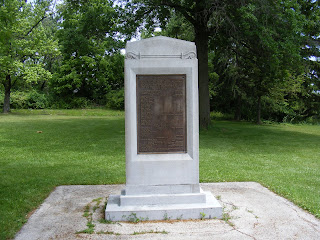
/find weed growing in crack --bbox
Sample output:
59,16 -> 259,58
246,208 -> 259,219
176,214 -> 183,220
92,197 -> 102,212
76,221 -> 95,234
99,218 -> 116,224
127,213 -> 147,223
132,230 -> 168,235
222,213 -> 234,227
163,213 -> 170,220
83,205 -> 91,218
97,231 -> 120,235
76,197 -> 105,234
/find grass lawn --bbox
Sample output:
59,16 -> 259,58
0,109 -> 319,239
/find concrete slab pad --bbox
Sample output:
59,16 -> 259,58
15,182 -> 320,240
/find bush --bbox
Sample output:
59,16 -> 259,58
0,91 -> 50,109
49,97 -> 92,109
0,91 -> 4,109
106,89 -> 124,110
210,111 -> 233,120
27,91 -> 49,109
10,91 -> 29,109
305,116 -> 320,125
69,97 -> 92,108
48,99 -> 71,109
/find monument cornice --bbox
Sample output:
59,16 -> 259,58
126,51 -> 197,60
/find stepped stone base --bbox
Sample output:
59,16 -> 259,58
105,188 -> 222,221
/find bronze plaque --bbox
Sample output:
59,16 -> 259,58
137,74 -> 187,154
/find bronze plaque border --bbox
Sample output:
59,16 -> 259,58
136,74 -> 187,154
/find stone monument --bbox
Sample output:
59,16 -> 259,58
105,36 -> 222,221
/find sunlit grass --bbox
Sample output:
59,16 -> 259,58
200,121 -> 320,218
0,109 -> 125,239
0,109 -> 319,239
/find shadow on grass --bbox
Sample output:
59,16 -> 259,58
200,120 -> 320,151
199,120 -> 320,219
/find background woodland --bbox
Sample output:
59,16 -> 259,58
1,0 -> 319,126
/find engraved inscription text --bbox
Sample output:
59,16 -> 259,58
137,75 -> 187,153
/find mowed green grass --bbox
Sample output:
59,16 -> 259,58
0,109 -> 126,239
0,109 -> 319,239
200,121 -> 320,217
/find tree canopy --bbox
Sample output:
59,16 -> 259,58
0,0 -> 319,124
50,0 -> 124,105
0,0 -> 59,112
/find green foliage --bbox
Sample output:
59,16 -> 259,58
106,89 -> 124,110
1,90 -> 49,109
141,11 -> 194,41
126,213 -> 147,223
209,0 -> 318,123
200,212 -> 206,220
51,0 -> 125,105
9,91 -> 32,109
0,89 -> 98,110
0,0 -> 60,112
48,97 -> 93,109
0,91 -> 3,107
26,91 -> 49,109
50,54 -> 123,104
132,230 -> 168,235
2,0 -> 318,121
127,0 -> 319,125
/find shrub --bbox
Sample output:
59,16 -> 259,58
69,97 -> 92,108
27,91 -> 49,109
0,91 -> 4,109
0,91 -> 50,109
48,99 -> 72,109
10,91 -> 29,109
49,97 -> 92,109
106,89 -> 124,110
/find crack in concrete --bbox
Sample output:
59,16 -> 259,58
245,208 -> 260,228
285,202 -> 319,232
219,198 -> 238,209
231,227 -> 257,240
219,198 -> 258,240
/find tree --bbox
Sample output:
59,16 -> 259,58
297,0 -> 320,120
51,0 -> 125,105
123,0 -> 240,128
0,0 -> 58,113
126,0 -> 315,124
210,0 -> 306,123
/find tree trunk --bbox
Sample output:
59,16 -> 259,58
3,74 -> 11,113
234,94 -> 241,121
257,95 -> 262,125
195,29 -> 210,129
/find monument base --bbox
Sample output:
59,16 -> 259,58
105,188 -> 222,221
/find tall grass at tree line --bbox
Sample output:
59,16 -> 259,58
0,109 -> 319,239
